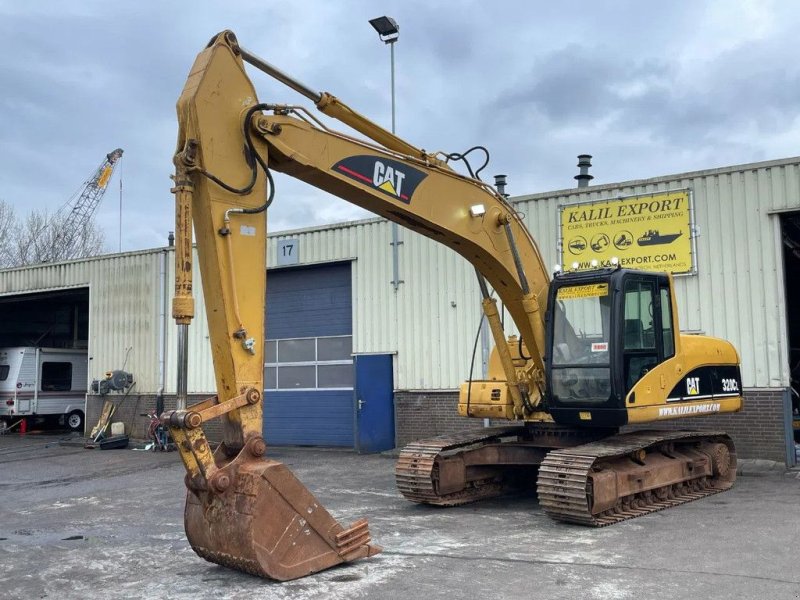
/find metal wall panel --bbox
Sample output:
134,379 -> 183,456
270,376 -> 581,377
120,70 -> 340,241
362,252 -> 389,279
513,158 -> 800,388
392,231 -> 483,390
164,249 -> 214,394
0,250 -> 164,391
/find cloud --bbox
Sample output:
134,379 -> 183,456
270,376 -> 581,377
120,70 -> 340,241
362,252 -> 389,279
0,0 -> 798,252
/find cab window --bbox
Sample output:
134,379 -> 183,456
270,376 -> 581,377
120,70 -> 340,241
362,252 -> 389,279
550,282 -> 612,405
660,287 -> 675,359
623,279 -> 659,391
624,280 -> 656,350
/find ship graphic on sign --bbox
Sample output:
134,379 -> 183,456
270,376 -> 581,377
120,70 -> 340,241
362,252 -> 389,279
637,229 -> 682,246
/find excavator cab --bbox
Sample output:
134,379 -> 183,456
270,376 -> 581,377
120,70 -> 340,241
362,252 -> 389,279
545,268 -> 676,427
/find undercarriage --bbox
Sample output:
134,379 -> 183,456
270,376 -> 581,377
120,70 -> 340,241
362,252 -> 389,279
396,425 -> 736,525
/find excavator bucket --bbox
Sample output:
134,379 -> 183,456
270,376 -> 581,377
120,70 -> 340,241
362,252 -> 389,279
184,455 -> 382,581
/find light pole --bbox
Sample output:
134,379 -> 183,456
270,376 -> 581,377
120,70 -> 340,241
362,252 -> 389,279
369,16 -> 403,292
369,16 -> 399,133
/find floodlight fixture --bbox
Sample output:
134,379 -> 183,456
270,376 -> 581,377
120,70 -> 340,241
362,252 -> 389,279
469,204 -> 486,218
369,16 -> 399,43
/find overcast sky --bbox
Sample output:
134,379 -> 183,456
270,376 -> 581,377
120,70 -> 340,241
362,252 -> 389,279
1,1 -> 798,252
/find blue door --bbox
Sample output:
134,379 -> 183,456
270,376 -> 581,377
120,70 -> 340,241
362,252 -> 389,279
354,354 -> 395,453
263,262 -> 354,447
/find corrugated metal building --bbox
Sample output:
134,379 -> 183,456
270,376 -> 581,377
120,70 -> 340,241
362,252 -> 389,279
0,156 -> 797,463
0,250 -> 165,391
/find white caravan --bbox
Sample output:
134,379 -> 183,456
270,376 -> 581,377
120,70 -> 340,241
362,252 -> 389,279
0,347 -> 88,432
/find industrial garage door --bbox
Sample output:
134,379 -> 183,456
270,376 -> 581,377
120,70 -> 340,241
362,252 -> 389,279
0,287 -> 89,348
263,262 -> 354,446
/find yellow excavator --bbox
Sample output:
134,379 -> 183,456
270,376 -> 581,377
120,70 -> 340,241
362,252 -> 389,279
166,31 -> 743,580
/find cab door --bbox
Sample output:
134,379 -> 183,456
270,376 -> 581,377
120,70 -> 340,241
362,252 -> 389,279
620,274 -> 674,392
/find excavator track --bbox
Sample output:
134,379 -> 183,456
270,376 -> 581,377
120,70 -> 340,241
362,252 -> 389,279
395,426 -> 526,506
537,430 -> 737,526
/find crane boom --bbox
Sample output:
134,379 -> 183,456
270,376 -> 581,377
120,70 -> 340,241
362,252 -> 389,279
53,148 -> 124,260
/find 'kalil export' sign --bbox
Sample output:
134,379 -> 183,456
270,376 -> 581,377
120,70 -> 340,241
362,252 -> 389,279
559,190 -> 694,274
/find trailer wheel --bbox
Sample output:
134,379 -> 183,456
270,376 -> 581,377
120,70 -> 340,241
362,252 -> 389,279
67,410 -> 84,432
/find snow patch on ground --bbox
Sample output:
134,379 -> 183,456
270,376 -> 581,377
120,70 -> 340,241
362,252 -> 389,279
34,539 -> 406,600
589,581 -> 633,599
45,496 -> 100,510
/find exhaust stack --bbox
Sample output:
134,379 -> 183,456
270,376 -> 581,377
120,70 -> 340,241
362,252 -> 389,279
574,155 -> 593,188
494,174 -> 508,198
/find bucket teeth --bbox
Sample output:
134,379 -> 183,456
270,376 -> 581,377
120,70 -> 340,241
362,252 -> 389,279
335,519 -> 382,558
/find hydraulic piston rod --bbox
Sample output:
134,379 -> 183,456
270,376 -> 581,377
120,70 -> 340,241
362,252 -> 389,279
240,47 -> 322,103
238,42 -> 433,162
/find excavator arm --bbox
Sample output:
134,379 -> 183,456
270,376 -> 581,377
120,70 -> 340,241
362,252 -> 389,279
167,30 -> 554,581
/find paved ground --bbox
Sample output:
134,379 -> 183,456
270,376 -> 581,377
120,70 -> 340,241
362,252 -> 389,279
1,431 -> 799,600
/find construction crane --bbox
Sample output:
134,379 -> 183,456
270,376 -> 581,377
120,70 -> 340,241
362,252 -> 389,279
47,148 -> 124,261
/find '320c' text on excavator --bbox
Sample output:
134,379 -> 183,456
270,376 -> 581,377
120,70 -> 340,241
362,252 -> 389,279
164,31 -> 743,581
